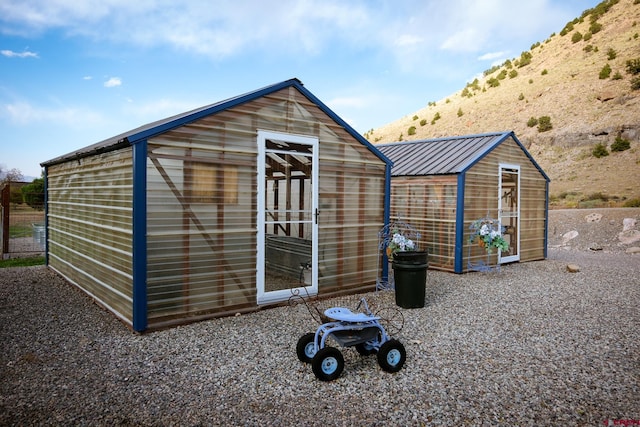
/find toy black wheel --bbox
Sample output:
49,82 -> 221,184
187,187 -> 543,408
296,333 -> 317,363
312,347 -> 344,381
377,339 -> 406,373
355,342 -> 377,356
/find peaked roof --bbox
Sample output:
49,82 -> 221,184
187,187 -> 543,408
42,78 -> 390,168
376,131 -> 549,181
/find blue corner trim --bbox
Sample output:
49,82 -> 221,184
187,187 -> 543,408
132,140 -> 148,332
382,162 -> 392,281
544,180 -> 549,259
454,172 -> 466,273
43,167 -> 49,266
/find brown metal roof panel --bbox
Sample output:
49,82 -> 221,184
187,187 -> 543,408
377,132 -> 507,176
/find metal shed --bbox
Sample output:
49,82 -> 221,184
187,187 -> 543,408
376,131 -> 550,273
41,79 -> 392,332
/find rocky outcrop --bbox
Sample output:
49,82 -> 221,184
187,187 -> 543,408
548,208 -> 640,253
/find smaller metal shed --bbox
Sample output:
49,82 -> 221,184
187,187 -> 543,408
41,79 -> 392,331
377,131 -> 550,273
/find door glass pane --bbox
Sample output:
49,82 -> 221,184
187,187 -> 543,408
264,140 -> 313,292
500,168 -> 519,259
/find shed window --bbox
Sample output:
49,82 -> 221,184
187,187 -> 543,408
189,162 -> 238,204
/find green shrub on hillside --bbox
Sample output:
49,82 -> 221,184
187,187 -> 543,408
583,32 -> 592,41
571,31 -> 583,43
612,71 -> 623,80
599,64 -> 612,79
483,65 -> 500,76
584,44 -> 594,52
420,119 -> 427,126
592,143 -> 609,158
497,69 -> 508,80
412,115 -> 419,121
408,126 -> 416,136
518,93 -> 525,101
457,108 -> 464,117
589,22 -> 603,34
518,51 -> 533,68
632,76 -> 640,90
527,117 -> 538,127
541,69 -> 548,75
626,58 -> 640,75
537,116 -> 553,132
487,77 -> 500,88
560,22 -> 574,36
509,70 -> 518,79
611,136 -> 631,152
624,198 -> 640,207
607,48 -> 617,60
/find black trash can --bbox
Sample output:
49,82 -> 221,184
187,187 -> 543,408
392,250 -> 428,309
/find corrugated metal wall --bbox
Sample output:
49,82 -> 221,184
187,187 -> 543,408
47,148 -> 134,325
390,175 -> 458,271
389,136 -> 547,273
464,136 -> 547,269
145,86 -> 387,327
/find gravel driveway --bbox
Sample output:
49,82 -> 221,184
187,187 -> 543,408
2,208 -> 640,426
1,249 -> 639,426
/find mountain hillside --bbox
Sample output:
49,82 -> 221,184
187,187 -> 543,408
369,0 -> 640,208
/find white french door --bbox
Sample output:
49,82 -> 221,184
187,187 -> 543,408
257,130 -> 319,304
498,164 -> 520,264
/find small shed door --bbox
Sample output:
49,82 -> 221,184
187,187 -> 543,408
257,130 -> 319,305
498,164 -> 520,264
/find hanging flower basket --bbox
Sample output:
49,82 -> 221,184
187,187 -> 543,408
467,216 -> 509,273
469,218 -> 509,254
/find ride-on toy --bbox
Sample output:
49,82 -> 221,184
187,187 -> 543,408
296,298 -> 406,381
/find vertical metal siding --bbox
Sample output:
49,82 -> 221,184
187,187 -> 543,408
389,175 -> 458,272
463,137 -> 547,271
47,148 -> 134,325
144,87 -> 387,328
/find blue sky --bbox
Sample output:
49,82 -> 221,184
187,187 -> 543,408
1,0 -> 599,179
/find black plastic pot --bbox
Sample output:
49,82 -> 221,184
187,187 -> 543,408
392,251 -> 428,309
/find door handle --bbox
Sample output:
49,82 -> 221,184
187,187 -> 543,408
314,208 -> 319,224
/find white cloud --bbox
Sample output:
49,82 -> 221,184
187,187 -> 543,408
394,34 -> 424,48
1,49 -> 38,58
83,76 -> 93,80
478,51 -> 507,61
104,77 -> 121,88
0,0 -> 587,69
2,101 -> 104,127
122,98 -> 203,120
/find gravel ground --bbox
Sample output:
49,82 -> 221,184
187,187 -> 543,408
1,211 -> 639,426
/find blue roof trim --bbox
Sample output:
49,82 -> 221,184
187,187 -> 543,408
42,78 -> 393,171
292,82 -> 393,168
125,78 -> 304,144
509,132 -> 551,182
458,131 -> 512,174
458,131 -> 550,182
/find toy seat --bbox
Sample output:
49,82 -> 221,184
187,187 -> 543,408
324,307 -> 379,322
